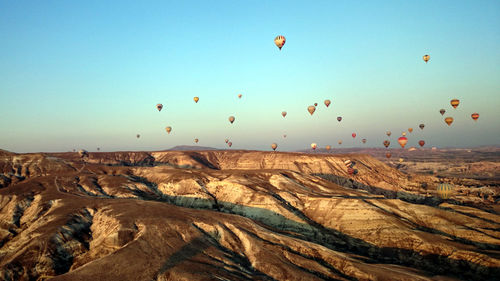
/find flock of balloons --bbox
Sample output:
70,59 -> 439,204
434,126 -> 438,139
135,37 -> 480,160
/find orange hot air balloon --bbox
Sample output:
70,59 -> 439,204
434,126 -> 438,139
311,143 -> 317,150
423,54 -> 430,63
450,99 -> 459,109
326,145 -> 331,150
383,140 -> 390,148
156,104 -> 163,111
194,138 -> 199,143
419,124 -> 425,130
444,117 -> 454,126
314,103 -> 318,107
307,106 -> 316,115
338,140 -> 343,145
274,35 -> 286,50
385,152 -> 391,159
165,126 -> 172,134
337,116 -> 342,122
418,140 -> 425,147
282,111 -> 287,117
398,136 -> 408,148
238,94 -> 242,99
193,96 -> 199,103
408,128 -> 413,133
471,113 -> 479,121
362,138 -> 367,144
228,116 -> 235,124
324,99 -> 331,107
352,133 -> 356,138
439,109 -> 446,115
271,143 -> 278,151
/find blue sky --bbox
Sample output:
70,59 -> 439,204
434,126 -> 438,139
1,0 -> 499,152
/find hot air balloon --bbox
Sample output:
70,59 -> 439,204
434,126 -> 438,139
165,127 -> 172,134
423,54 -> 430,63
398,158 -> 404,163
311,143 -> 317,150
326,145 -> 331,151
97,147 -> 100,151
419,124 -> 425,130
228,116 -> 235,124
383,140 -> 390,148
194,96 -> 199,103
271,143 -> 278,151
283,134 -> 287,138
362,138 -> 367,144
228,142 -> 232,147
450,99 -> 459,109
408,147 -> 417,152
444,117 -> 454,126
408,128 -> 413,133
136,134 -> 140,138
440,109 -> 446,115
418,140 -> 425,147
314,103 -> 318,107
398,136 -> 408,148
402,132 -> 407,136
338,140 -> 342,145
385,152 -> 391,158
352,133 -> 356,138
437,183 -> 454,199
238,94 -> 242,99
344,160 -> 352,168
471,113 -> 479,121
225,139 -> 229,143
282,111 -> 287,117
307,106 -> 316,115
194,138 -> 199,143
386,131 -> 391,137
274,35 -> 286,50
156,104 -> 163,111
324,99 -> 331,107
337,117 -> 342,122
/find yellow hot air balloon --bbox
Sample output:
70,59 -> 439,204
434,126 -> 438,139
271,143 -> 278,151
408,128 -> 413,133
194,96 -> 199,103
274,35 -> 286,50
423,54 -> 430,63
228,116 -> 235,124
282,111 -> 287,117
444,117 -> 454,126
307,105 -> 316,115
437,183 -> 454,199
450,99 -> 459,109
399,158 -> 404,163
165,126 -> 172,134
402,132 -> 407,137
324,99 -> 331,107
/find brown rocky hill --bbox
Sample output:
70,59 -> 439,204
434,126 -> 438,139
0,150 -> 499,280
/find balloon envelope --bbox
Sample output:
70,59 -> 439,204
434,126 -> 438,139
423,54 -> 430,63
282,111 -> 287,117
337,117 -> 342,122
228,142 -> 232,147
450,99 -> 459,109
352,133 -> 356,138
418,140 -> 425,147
229,116 -> 235,124
398,136 -> 408,148
311,143 -> 317,150
419,124 -> 425,130
440,109 -> 446,115
165,127 -> 172,134
362,138 -> 367,144
444,117 -> 454,126
271,143 -> 278,151
471,113 -> 479,121
274,35 -> 286,50
408,128 -> 413,133
307,106 -> 316,115
136,134 -> 140,138
386,131 -> 391,137
385,152 -> 391,158
383,140 -> 390,148
156,104 -> 163,111
326,145 -> 331,150
324,99 -> 331,107
437,183 -> 454,199
194,96 -> 199,103
238,94 -> 242,99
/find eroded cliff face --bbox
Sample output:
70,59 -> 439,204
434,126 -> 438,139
0,150 -> 498,281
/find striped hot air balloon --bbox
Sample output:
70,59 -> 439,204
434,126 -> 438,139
437,183 -> 454,199
471,113 -> 479,121
444,117 -> 454,126
274,35 -> 286,50
450,99 -> 460,109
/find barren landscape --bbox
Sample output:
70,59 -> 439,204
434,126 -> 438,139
1,149 -> 498,280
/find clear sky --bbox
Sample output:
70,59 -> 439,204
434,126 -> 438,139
1,0 -> 499,152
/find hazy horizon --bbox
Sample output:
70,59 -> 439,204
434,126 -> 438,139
1,0 -> 499,152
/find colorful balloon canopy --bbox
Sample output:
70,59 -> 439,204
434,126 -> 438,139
193,96 -> 199,103
450,99 -> 460,109
440,109 -> 446,115
383,140 -> 390,148
228,116 -> 235,124
271,143 -> 278,151
156,104 -> 163,111
398,136 -> 408,148
444,117 -> 454,126
437,183 -> 454,199
165,126 -> 172,134
423,54 -> 430,63
311,143 -> 317,150
402,132 -> 407,136
418,140 -> 425,147
471,113 -> 479,121
324,99 -> 331,107
274,35 -> 286,50
352,133 -> 356,138
307,106 -> 316,115
408,128 -> 413,133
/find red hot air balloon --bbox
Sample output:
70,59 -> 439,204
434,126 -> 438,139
471,113 -> 479,121
352,133 -> 356,139
418,140 -> 425,147
398,136 -> 408,148
337,117 -> 342,122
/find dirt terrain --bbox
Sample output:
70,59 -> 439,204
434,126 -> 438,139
0,149 -> 499,280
